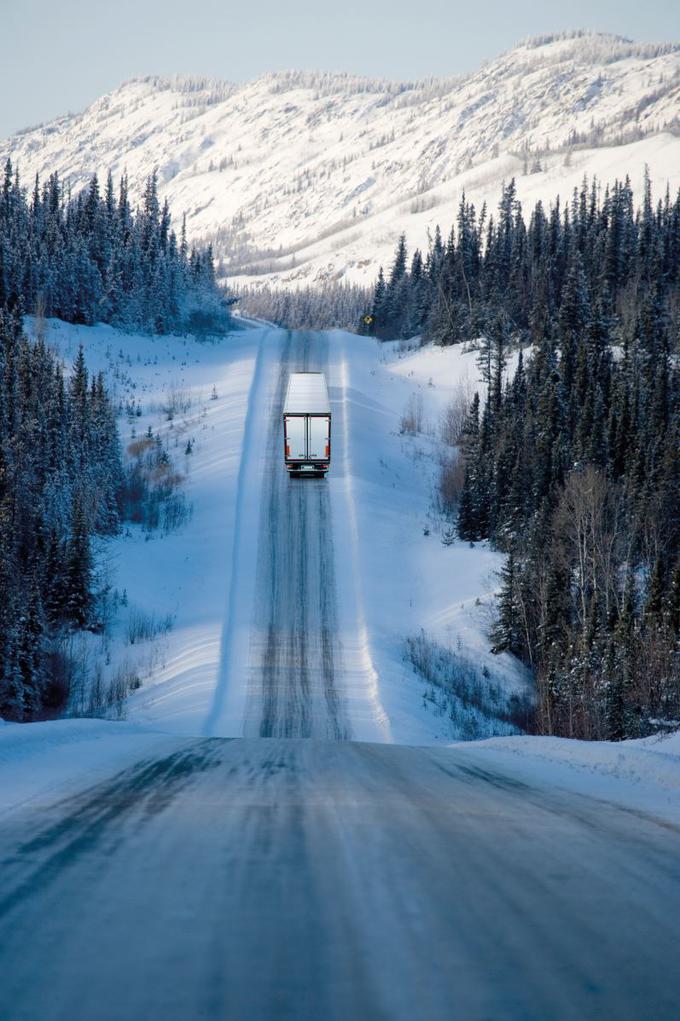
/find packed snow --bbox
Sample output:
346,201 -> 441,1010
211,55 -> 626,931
466,730 -> 680,826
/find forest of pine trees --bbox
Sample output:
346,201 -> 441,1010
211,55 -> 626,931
366,174 -> 680,740
239,280 -> 370,331
0,162 -> 229,720
0,161 -> 227,334
0,311 -> 122,719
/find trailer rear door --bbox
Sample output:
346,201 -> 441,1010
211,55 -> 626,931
308,416 -> 330,460
285,416 -> 306,460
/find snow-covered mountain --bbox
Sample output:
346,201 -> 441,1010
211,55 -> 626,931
3,30 -> 680,289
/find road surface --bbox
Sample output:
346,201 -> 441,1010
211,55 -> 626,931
243,331 -> 350,739
1,738 -> 680,1020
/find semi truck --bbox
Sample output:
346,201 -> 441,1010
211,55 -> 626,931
283,372 -> 331,476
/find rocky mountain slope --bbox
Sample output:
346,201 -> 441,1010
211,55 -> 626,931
3,31 -> 680,289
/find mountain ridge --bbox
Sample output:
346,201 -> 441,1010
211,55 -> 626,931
3,30 -> 680,289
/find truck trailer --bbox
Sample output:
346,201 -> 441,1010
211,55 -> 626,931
283,372 -> 331,476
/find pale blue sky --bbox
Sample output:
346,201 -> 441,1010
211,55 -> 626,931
2,0 -> 679,137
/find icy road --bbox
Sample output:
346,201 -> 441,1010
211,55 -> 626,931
2,737 -> 680,1020
245,332 -> 349,738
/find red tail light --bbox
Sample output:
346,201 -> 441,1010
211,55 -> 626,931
286,444 -> 290,457
325,444 -> 329,458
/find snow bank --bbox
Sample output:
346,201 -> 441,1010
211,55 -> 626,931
0,719 -> 180,814
467,731 -> 680,825
331,332 -> 528,745
39,317 -> 265,735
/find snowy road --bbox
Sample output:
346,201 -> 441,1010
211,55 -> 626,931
244,331 -> 349,739
1,737 -> 680,1020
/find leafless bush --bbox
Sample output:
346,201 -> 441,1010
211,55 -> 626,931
409,193 -> 441,215
397,336 -> 422,354
127,436 -> 156,459
162,492 -> 193,531
127,608 -> 175,645
404,630 -> 534,738
163,385 -> 193,420
81,662 -> 142,720
440,381 -> 475,446
48,633 -> 91,717
438,452 -> 466,515
43,641 -> 79,714
56,633 -> 142,720
399,393 -> 424,435
119,435 -> 190,533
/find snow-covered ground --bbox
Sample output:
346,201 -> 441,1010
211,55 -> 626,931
2,317 -> 679,827
330,332 -> 529,744
34,317 -> 522,746
38,317 -> 265,735
466,730 -> 680,826
0,718 -> 181,815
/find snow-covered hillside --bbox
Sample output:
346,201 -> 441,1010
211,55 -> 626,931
3,318 -> 679,832
3,31 -> 680,290
28,318 -> 526,746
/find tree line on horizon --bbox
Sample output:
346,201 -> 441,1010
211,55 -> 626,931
0,161 -> 228,335
366,174 -> 680,740
238,280 -> 370,331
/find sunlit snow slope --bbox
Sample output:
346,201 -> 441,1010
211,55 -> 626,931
37,318 -> 525,745
3,31 -> 680,289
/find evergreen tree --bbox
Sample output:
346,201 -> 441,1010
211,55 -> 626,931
372,172 -> 680,739
0,165 -> 229,334
64,492 -> 92,627
491,550 -> 522,656
0,310 -> 121,719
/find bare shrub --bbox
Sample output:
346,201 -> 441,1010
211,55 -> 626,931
127,436 -> 156,459
440,380 -> 475,446
42,641 -> 78,714
119,435 -> 190,532
81,662 -> 142,720
438,452 -> 466,515
409,193 -> 441,215
51,635 -> 141,721
49,633 -> 91,717
163,385 -> 193,420
127,608 -> 175,645
404,630 -> 534,738
396,336 -> 422,355
399,393 -> 424,435
162,492 -> 193,531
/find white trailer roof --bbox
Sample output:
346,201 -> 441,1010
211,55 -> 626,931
283,373 -> 331,415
